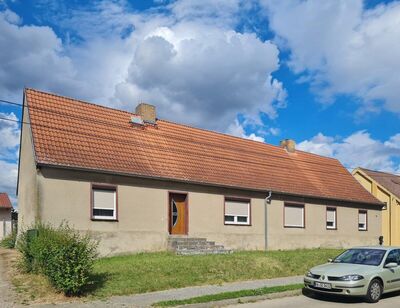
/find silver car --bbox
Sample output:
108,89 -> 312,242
304,247 -> 400,303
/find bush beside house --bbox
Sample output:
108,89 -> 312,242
18,223 -> 98,295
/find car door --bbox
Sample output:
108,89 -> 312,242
383,249 -> 400,290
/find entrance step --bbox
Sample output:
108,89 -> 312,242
168,236 -> 233,255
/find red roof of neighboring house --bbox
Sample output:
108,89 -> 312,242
359,168 -> 400,200
24,88 -> 381,206
0,193 -> 12,209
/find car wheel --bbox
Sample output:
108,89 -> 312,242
366,279 -> 382,303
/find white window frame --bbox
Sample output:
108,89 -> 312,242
358,210 -> 367,231
92,186 -> 117,221
326,207 -> 337,230
224,198 -> 250,226
284,204 -> 305,228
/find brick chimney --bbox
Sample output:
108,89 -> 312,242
280,139 -> 296,153
135,103 -> 156,124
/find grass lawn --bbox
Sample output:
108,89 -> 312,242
90,249 -> 342,298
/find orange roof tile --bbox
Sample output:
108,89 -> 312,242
0,193 -> 12,209
25,88 -> 381,206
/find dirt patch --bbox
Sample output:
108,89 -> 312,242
0,248 -> 20,307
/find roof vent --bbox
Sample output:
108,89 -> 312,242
135,103 -> 156,124
280,139 -> 296,153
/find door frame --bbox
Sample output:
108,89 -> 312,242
168,191 -> 189,235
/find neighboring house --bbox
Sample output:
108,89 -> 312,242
353,168 -> 400,246
0,193 -> 12,240
18,89 -> 383,255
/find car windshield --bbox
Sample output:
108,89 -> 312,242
333,249 -> 386,266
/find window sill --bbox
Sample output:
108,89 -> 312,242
224,222 -> 251,226
284,225 -> 305,229
326,227 -> 337,230
91,218 -> 118,222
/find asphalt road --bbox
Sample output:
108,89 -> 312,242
227,290 -> 400,308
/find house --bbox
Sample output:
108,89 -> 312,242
17,89 -> 383,255
0,193 -> 12,240
353,168 -> 400,246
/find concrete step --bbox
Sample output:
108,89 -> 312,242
168,236 -> 230,255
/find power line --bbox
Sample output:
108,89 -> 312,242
0,98 -> 399,176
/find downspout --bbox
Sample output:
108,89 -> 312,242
264,191 -> 272,251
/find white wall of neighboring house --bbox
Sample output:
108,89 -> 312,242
0,209 -> 12,240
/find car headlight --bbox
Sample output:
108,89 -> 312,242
306,271 -> 314,278
339,274 -> 364,281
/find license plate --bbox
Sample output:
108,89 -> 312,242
314,282 -> 332,289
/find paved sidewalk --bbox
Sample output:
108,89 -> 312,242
38,275 -> 303,308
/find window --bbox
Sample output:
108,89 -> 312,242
284,204 -> 305,228
358,210 -> 367,231
224,198 -> 250,225
326,207 -> 337,230
385,249 -> 400,265
92,185 -> 117,220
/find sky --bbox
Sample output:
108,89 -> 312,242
0,0 -> 399,206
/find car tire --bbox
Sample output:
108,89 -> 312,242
365,279 -> 383,303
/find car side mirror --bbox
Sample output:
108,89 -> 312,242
385,262 -> 398,269
328,258 -> 333,263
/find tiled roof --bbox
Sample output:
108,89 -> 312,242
25,88 -> 381,205
360,168 -> 400,200
0,193 -> 12,209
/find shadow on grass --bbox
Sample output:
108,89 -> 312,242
302,287 -> 400,304
80,272 -> 109,296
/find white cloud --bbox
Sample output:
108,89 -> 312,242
298,131 -> 400,173
0,160 -> 18,205
0,112 -> 19,158
227,119 -> 265,142
264,0 -> 400,114
0,9 -> 79,101
114,23 -> 285,130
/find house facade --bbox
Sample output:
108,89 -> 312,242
0,193 -> 12,240
18,89 -> 383,255
353,168 -> 400,246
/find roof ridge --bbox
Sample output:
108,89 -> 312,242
360,167 -> 400,178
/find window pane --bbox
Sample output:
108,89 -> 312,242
284,205 -> 304,227
93,208 -> 114,217
224,215 -> 234,222
237,216 -> 248,223
327,221 -> 334,227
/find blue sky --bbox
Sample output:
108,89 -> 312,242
0,0 -> 399,205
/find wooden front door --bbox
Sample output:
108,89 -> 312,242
169,193 -> 187,235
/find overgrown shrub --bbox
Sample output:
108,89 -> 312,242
17,223 -> 98,295
0,231 -> 17,248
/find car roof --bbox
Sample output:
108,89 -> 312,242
350,246 -> 400,251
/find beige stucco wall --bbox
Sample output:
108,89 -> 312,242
353,170 -> 400,246
37,168 -> 266,256
267,199 -> 381,250
17,103 -> 39,232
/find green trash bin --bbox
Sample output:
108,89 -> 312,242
27,229 -> 39,244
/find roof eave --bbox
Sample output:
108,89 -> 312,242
37,162 -> 384,208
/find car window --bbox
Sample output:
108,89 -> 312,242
385,249 -> 400,265
333,249 -> 386,266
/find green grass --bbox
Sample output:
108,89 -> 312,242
89,249 -> 342,298
153,283 -> 304,307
